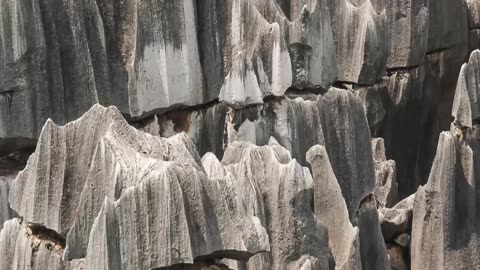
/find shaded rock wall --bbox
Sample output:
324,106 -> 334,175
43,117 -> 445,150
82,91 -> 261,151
1,0 -> 480,269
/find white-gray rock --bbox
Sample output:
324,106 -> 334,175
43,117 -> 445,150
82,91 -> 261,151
372,138 -> 398,208
452,49 -> 480,128
327,0 -> 388,84
209,141 -> 334,269
411,131 -> 480,270
386,0 -> 428,68
307,145 -> 361,270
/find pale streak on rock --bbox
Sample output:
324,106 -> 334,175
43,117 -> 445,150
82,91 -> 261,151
379,194 -> 415,242
210,141 -> 333,269
307,145 -> 361,270
452,49 -> 480,128
327,0 -> 387,84
386,0 -> 428,68
371,138 -> 398,208
411,131 -> 480,270
0,219 -> 83,270
320,88 -> 376,217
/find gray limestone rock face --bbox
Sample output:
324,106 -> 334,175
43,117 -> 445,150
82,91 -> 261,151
254,0 -> 338,89
0,219 -> 84,270
452,49 -> 480,128
327,0 -> 388,84
357,80 -> 390,138
371,138 -> 398,208
411,49 -> 480,269
320,88 -> 376,217
208,140 -> 333,269
0,0 -> 339,152
411,131 -> 480,270
306,145 -> 361,270
5,104 -> 270,265
380,67 -> 426,198
467,0 -> 480,29
470,29 -> 480,52
379,194 -> 415,242
140,103 -> 229,159
386,0 -> 428,68
225,95 -> 326,166
0,178 -> 10,230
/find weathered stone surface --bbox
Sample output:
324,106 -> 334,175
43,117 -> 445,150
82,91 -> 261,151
211,140 -> 333,269
2,104 -> 344,269
141,103 -> 229,158
470,29 -> 480,52
307,145 -> 361,270
0,179 -> 10,230
327,0 -> 388,84
254,0 -> 338,89
320,88 -> 376,217
411,131 -> 480,270
467,0 -> 480,29
379,194 -> 415,242
386,0 -> 428,68
6,105 -> 270,267
0,0 -> 339,148
427,0 -> 468,52
356,195 -> 390,270
224,88 -> 375,217
410,49 -> 480,269
452,49 -> 480,128
0,219 -> 83,270
371,138 -> 398,208
225,95 -> 326,166
357,80 -> 390,138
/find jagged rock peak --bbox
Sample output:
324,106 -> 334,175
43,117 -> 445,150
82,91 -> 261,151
452,49 -> 480,129
6,104 -> 270,269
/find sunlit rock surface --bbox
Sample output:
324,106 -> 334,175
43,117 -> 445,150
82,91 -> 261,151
2,0 -> 480,269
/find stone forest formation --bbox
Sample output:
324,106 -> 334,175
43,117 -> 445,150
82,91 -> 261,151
1,0 -> 480,269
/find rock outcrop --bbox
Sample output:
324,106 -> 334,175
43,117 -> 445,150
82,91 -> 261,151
411,49 -> 480,270
2,0 -> 480,269
2,104 -> 352,269
307,145 -> 361,270
371,138 -> 398,208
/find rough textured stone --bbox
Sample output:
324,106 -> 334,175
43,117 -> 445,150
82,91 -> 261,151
0,178 -> 10,230
357,80 -> 390,138
410,49 -> 480,270
225,95 -> 326,166
379,194 -> 415,242
0,219 -> 84,270
211,140 -> 333,269
307,145 -> 361,270
2,104 -> 343,269
3,1 -> 480,269
386,0 -> 428,68
141,103 -> 229,159
467,0 -> 480,29
6,105 -> 270,266
411,131 -> 480,270
427,0 -> 468,52
371,138 -> 398,208
356,195 -> 390,270
327,0 -> 388,84
320,88 -> 376,217
452,49 -> 480,128
0,0 -> 339,147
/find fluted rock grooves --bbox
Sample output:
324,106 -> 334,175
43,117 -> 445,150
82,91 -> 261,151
1,0 -> 480,269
